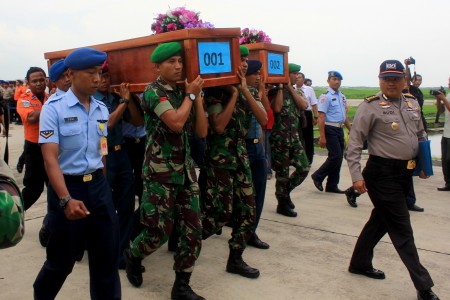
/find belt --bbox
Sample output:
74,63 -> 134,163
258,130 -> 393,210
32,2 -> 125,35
108,144 -> 122,151
369,155 -> 416,170
124,137 -> 143,144
246,138 -> 260,144
325,122 -> 345,128
64,169 -> 103,183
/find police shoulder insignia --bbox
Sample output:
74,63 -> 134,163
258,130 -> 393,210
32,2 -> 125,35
40,130 -> 54,139
364,95 -> 380,103
404,93 -> 416,99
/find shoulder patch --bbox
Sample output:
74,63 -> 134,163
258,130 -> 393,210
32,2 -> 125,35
364,95 -> 380,103
403,93 -> 416,99
21,100 -> 31,107
40,130 -> 54,139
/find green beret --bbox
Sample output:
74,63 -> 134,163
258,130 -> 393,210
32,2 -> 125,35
288,63 -> 301,73
240,45 -> 249,57
151,42 -> 182,63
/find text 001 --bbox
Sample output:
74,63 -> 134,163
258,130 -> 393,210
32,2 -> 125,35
198,42 -> 232,74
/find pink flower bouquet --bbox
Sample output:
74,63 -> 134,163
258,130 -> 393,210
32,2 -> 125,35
151,7 -> 215,34
239,28 -> 272,44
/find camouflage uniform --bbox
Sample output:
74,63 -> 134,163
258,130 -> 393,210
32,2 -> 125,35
130,77 -> 202,272
202,87 -> 261,250
270,87 -> 310,201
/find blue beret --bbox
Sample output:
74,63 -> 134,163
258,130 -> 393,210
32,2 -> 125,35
65,47 -> 107,70
246,60 -> 262,75
328,70 -> 343,80
151,42 -> 182,63
49,60 -> 67,82
240,45 -> 249,57
378,60 -> 405,78
289,63 -> 301,73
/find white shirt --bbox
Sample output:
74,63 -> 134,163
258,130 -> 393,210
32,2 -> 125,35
444,95 -> 450,138
299,84 -> 317,111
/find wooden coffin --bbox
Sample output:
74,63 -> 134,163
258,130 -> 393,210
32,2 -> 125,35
245,43 -> 289,84
44,28 -> 242,92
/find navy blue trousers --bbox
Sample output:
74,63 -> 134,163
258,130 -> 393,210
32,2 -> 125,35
33,174 -> 121,300
246,141 -> 267,237
312,125 -> 344,188
106,148 -> 135,266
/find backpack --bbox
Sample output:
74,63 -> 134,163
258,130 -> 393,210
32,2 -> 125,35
0,159 -> 25,249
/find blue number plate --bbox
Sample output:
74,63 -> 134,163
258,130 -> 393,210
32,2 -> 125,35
267,52 -> 284,75
198,42 -> 232,74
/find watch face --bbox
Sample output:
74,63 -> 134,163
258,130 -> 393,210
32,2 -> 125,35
189,93 -> 196,101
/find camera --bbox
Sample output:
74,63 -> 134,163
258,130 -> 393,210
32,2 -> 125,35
405,56 -> 416,65
430,86 -> 446,96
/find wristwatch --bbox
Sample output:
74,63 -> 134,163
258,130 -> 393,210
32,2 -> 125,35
119,98 -> 130,104
59,195 -> 72,209
186,93 -> 196,101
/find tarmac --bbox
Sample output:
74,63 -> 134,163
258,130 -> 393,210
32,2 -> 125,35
0,124 -> 449,300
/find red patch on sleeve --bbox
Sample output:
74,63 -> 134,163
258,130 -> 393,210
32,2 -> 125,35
159,97 -> 168,103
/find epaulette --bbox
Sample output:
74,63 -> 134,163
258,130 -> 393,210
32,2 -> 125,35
46,94 -> 64,103
403,93 -> 416,99
95,99 -> 108,108
364,95 -> 380,103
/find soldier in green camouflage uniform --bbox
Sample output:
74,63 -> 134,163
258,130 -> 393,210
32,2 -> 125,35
202,53 -> 267,279
269,63 -> 310,218
123,42 -> 207,300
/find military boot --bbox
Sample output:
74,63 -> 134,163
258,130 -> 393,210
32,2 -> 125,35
226,248 -> 260,279
276,197 -> 297,217
124,248 -> 143,287
171,272 -> 205,300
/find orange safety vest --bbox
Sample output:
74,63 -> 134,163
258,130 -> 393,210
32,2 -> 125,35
17,91 -> 48,143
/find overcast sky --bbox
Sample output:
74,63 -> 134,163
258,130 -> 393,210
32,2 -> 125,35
1,0 -> 449,87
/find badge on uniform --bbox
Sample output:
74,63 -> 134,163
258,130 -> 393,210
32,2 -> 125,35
40,130 -> 54,139
379,101 -> 391,108
64,117 -> 78,123
320,96 -> 326,103
159,97 -> 168,103
22,100 -> 30,108
391,122 -> 399,131
98,123 -> 108,156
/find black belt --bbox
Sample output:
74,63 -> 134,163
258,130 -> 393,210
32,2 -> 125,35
124,137 -> 144,144
64,169 -> 103,183
108,144 -> 122,151
369,155 -> 416,170
246,138 -> 260,144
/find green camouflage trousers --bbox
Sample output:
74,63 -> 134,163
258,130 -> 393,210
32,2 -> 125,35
202,165 -> 255,250
131,180 -> 202,272
270,131 -> 310,200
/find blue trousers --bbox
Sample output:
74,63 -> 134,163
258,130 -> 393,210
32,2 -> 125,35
312,125 -> 344,188
246,141 -> 267,237
33,174 -> 121,300
106,148 -> 135,266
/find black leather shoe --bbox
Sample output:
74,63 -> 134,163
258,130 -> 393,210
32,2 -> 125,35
437,186 -> 450,191
124,249 -> 143,287
311,175 -> 323,192
408,204 -> 424,212
348,266 -> 385,279
344,188 -> 358,208
276,205 -> 297,217
16,162 -> 24,173
417,289 -> 440,300
325,187 -> 346,194
248,234 -> 270,249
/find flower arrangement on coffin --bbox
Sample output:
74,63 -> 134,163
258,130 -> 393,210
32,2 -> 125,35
151,7 -> 215,34
239,28 -> 272,44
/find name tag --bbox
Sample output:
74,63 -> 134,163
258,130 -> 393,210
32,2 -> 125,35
64,117 -> 78,123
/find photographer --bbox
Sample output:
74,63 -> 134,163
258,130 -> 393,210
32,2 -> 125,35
403,57 -> 426,212
435,77 -> 450,191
